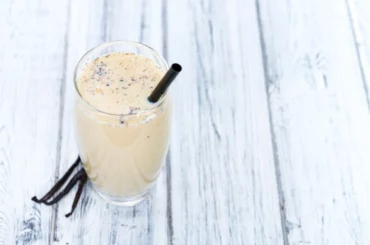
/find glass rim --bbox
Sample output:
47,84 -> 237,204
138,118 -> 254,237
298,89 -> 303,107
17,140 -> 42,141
73,40 -> 169,117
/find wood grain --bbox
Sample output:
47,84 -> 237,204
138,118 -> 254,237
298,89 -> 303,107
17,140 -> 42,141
257,0 -> 370,244
0,0 -> 69,244
2,0 -> 370,244
167,0 -> 284,244
347,0 -> 370,106
52,0 -> 169,244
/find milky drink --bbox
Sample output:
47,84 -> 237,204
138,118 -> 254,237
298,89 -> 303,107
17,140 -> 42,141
74,52 -> 171,198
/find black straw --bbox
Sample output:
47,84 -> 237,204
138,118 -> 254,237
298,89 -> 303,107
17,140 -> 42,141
148,63 -> 182,103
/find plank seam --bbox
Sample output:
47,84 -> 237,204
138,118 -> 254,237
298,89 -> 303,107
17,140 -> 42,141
166,153 -> 173,245
345,0 -> 370,111
162,0 -> 168,61
162,0 -> 173,243
102,0 -> 108,41
254,0 -> 289,244
139,0 -> 147,43
49,0 -> 72,243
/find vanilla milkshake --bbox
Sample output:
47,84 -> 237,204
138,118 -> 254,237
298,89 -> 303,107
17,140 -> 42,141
73,42 -> 170,205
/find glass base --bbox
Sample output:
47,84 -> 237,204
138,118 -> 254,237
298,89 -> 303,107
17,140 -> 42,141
92,184 -> 151,206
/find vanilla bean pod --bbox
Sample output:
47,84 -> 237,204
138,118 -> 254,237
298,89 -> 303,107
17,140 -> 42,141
43,169 -> 86,206
65,171 -> 88,218
31,156 -> 88,218
31,156 -> 81,203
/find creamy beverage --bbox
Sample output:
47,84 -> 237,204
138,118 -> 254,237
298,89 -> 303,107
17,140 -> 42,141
74,51 -> 171,202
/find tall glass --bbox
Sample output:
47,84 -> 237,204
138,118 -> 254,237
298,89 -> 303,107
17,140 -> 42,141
73,41 -> 171,206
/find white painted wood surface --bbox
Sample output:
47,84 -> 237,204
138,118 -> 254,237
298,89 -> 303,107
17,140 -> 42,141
257,0 -> 370,244
167,0 -> 283,244
347,0 -> 370,103
1,0 -> 370,244
0,1 -> 69,244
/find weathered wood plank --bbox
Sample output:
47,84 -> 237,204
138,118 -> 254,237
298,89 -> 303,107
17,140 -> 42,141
53,0 -> 169,244
257,0 -> 370,244
0,0 -> 69,244
347,0 -> 370,107
167,0 -> 284,244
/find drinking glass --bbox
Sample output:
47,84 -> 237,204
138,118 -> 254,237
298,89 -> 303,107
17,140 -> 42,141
73,41 -> 171,206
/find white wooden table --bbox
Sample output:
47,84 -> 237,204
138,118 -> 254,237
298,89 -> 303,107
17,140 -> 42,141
1,0 -> 370,244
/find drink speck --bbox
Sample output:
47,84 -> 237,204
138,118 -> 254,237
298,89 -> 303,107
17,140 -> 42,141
77,52 -> 164,116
